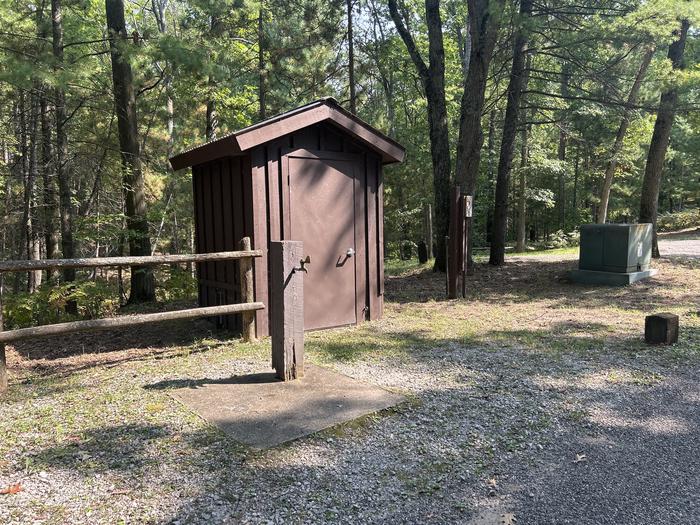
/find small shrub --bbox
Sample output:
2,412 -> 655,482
3,279 -> 119,330
657,209 -> 700,232
542,229 -> 580,249
156,267 -> 198,302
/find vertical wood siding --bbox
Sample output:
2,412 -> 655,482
192,156 -> 253,331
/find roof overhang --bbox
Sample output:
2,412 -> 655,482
169,98 -> 405,170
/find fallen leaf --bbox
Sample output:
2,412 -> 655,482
573,453 -> 587,463
500,512 -> 517,525
1,483 -> 23,495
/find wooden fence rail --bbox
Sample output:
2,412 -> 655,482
0,250 -> 262,273
0,239 -> 262,393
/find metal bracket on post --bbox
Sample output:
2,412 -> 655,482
270,241 -> 304,381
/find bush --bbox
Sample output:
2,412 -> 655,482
541,229 -> 580,249
156,267 -> 198,302
3,279 -> 119,330
657,209 -> 700,233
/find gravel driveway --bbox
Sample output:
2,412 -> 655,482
1,252 -> 698,525
487,370 -> 700,525
658,228 -> 700,258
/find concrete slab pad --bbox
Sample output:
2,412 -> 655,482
568,268 -> 658,285
170,365 -> 405,449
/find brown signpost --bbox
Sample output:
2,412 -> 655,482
447,187 -> 472,299
270,240 -> 304,381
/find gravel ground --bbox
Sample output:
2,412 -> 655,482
1,249 -> 698,524
506,371 -> 700,524
658,227 -> 700,258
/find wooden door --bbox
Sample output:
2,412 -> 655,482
284,149 -> 360,330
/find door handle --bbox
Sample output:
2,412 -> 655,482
346,248 -> 355,257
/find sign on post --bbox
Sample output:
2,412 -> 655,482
463,195 -> 473,218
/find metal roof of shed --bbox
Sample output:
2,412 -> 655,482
169,97 -> 405,170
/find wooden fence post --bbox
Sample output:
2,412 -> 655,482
0,273 -> 6,394
270,240 -> 304,381
239,236 -> 256,342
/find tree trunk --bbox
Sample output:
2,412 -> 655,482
347,0 -> 356,113
106,0 -> 156,302
557,64 -> 570,229
52,0 -> 76,297
25,91 -> 42,291
205,15 -> 221,140
454,0 -> 505,269
40,95 -> 59,268
489,0 -> 532,266
597,47 -> 654,224
516,56 -> 532,253
639,20 -> 689,258
388,0 -> 451,272
151,0 -> 174,156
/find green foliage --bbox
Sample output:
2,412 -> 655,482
540,230 -> 580,250
155,268 -> 198,302
657,209 -> 700,232
3,280 -> 120,330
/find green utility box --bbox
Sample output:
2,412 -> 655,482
569,223 -> 656,285
579,223 -> 652,272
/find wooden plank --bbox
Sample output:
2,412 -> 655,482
250,148 -> 270,337
366,154 -> 379,320
220,158 -> 236,293
0,302 -> 265,344
266,141 -> 282,242
169,135 -> 241,170
192,166 -> 204,307
353,160 -> 366,324
0,251 -> 263,273
232,156 -> 245,296
327,106 -> 405,162
211,160 -> 225,284
269,240 -> 304,381
238,105 -> 329,151
239,237 -> 256,341
378,163 -> 385,298
280,154 -> 292,240
200,163 -> 213,307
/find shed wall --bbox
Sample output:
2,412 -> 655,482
192,155 -> 253,330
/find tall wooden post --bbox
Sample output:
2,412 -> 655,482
270,240 -> 304,381
0,273 -> 7,393
239,236 -> 256,341
423,203 -> 433,260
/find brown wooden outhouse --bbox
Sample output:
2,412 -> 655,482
169,98 -> 405,336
